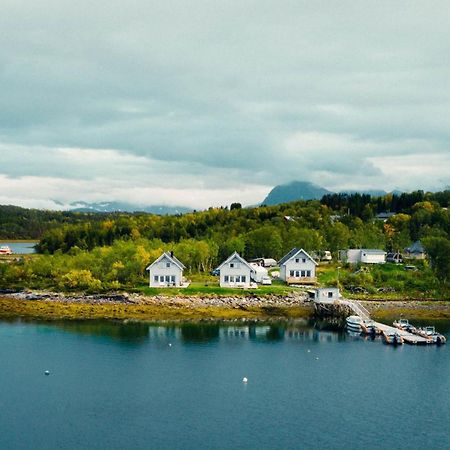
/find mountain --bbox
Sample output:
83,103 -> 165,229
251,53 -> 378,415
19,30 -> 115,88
68,201 -> 192,215
262,182 -> 406,206
262,181 -> 332,205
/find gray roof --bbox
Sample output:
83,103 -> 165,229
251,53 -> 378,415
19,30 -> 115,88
406,241 -> 425,253
216,251 -> 254,272
146,252 -> 186,271
278,248 -> 318,266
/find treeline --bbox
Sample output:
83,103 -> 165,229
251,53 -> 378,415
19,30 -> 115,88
0,205 -> 116,239
321,190 -> 450,218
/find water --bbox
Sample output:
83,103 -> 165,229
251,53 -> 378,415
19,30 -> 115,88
0,242 -> 37,254
0,319 -> 448,450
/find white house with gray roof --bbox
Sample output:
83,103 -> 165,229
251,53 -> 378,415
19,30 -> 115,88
146,252 -> 186,287
279,248 -> 318,285
216,252 -> 256,288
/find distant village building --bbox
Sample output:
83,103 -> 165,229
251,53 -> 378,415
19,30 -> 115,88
404,241 -> 426,260
278,248 -> 318,284
216,252 -> 256,288
375,212 -> 396,222
146,252 -> 186,287
342,249 -> 386,264
386,252 -> 403,263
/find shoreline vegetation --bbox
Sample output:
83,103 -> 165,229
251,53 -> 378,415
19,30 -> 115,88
1,291 -> 449,323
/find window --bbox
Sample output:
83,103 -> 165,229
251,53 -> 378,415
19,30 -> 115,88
301,270 -> 306,277
302,258 -> 306,263
224,275 -> 229,282
241,275 -> 246,282
295,258 -> 300,263
290,270 -> 295,276
160,276 -> 164,282
306,270 -> 311,277
154,275 -> 158,282
235,276 -> 241,283
166,262 -> 171,268
171,275 -> 175,283
295,271 -> 300,277
230,263 -> 234,268
328,291 -> 333,298
230,275 -> 235,282
165,275 -> 170,282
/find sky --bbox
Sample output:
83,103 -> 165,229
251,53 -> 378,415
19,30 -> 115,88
1,0 -> 449,210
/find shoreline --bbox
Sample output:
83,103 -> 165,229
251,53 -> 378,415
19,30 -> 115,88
1,290 -> 450,322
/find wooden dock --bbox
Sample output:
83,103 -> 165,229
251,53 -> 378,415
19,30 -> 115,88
315,296 -> 433,345
372,322 -> 430,345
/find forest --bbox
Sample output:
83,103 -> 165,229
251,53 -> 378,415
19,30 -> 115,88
0,190 -> 449,293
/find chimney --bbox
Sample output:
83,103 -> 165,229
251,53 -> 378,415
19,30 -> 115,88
171,251 -> 174,258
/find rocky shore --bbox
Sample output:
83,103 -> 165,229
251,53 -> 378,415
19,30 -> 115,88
3,289 -> 309,308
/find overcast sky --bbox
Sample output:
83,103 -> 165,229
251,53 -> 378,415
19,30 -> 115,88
1,0 -> 449,209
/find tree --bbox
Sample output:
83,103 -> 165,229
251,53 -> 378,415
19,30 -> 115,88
422,237 -> 450,283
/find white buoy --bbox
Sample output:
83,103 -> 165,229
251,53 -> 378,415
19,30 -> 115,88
315,357 -> 319,360
168,343 -> 172,347
242,377 -> 248,383
44,370 -> 50,376
307,349 -> 311,353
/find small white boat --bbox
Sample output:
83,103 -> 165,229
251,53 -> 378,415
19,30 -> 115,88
393,319 -> 416,333
0,245 -> 13,255
382,330 -> 404,345
346,315 -> 377,334
416,326 -> 446,345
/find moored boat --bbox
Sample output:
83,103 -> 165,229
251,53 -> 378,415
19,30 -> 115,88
393,319 -> 416,333
382,330 -> 404,346
346,315 -> 363,332
415,326 -> 446,345
0,245 -> 13,255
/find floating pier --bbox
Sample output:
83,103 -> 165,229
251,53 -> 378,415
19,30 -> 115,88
312,289 -> 442,345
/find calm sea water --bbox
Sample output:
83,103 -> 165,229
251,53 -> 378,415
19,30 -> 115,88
0,242 -> 37,254
0,319 -> 448,450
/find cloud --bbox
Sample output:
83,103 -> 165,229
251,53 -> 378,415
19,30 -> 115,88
0,0 -> 449,208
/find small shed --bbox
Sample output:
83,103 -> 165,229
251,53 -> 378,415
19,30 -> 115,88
308,288 -> 341,304
344,249 -> 386,264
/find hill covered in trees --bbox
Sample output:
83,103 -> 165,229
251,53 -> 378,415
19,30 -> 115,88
0,190 -> 449,292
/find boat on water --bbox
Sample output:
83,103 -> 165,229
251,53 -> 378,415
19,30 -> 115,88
346,316 -> 378,334
0,245 -> 13,255
382,330 -> 404,346
393,319 -> 416,333
415,326 -> 446,345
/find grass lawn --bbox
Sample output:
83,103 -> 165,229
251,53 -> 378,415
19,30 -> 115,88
136,279 -> 297,297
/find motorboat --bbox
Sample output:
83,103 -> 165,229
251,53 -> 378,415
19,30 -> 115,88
382,330 -> 404,345
416,326 -> 446,345
346,315 -> 363,332
393,319 -> 416,333
0,245 -> 13,255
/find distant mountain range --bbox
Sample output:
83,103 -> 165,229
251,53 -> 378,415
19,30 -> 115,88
262,181 -> 403,206
68,201 -> 192,215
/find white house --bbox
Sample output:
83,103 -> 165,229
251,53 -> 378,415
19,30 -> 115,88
216,252 -> 256,288
146,252 -> 186,287
308,287 -> 341,304
344,249 -> 386,264
278,248 -> 318,285
404,241 -> 426,260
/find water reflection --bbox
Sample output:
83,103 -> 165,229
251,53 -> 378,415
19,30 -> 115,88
13,317 -> 449,346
